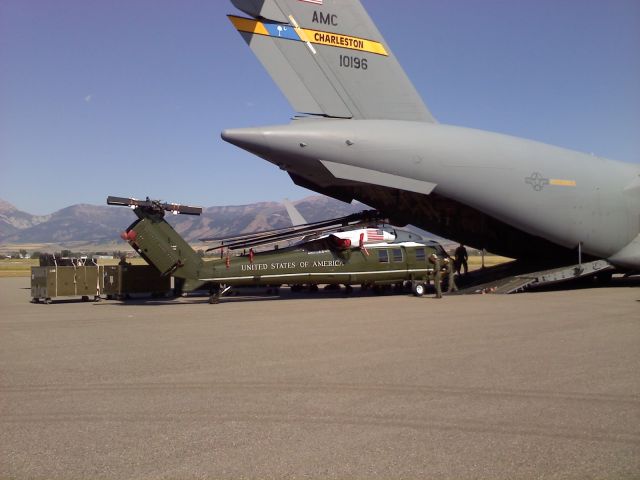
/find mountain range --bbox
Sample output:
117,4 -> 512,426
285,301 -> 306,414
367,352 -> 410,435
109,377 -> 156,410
0,196 -> 365,250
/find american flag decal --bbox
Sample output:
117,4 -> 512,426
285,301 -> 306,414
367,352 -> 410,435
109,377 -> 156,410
299,0 -> 323,4
367,229 -> 384,241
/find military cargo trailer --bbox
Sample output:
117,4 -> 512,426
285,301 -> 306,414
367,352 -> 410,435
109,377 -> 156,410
31,265 -> 103,303
31,261 -> 173,303
103,264 -> 172,299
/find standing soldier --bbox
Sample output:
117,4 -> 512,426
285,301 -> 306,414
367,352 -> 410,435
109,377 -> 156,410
443,257 -> 458,293
429,253 -> 443,299
454,243 -> 469,275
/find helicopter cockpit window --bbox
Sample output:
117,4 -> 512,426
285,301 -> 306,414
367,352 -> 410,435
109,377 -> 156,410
415,248 -> 425,261
392,248 -> 403,262
378,249 -> 389,263
435,245 -> 447,257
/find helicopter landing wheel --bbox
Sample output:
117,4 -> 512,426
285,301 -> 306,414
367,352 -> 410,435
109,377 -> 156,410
412,282 -> 426,297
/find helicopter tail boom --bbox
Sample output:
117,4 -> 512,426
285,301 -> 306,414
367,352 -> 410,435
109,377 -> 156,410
108,196 -> 204,279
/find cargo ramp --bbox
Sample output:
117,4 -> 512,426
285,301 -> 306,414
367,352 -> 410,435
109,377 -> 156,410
458,260 -> 614,294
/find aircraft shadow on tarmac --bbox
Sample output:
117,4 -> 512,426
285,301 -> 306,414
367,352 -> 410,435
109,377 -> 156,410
93,287 -> 422,307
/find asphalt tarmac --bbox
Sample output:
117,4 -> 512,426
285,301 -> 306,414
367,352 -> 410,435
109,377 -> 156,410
1,277 -> 639,479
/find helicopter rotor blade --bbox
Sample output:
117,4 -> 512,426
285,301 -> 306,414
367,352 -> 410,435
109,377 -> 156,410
204,210 -> 383,251
199,214 -> 342,243
107,196 -> 202,216
201,210 -> 380,244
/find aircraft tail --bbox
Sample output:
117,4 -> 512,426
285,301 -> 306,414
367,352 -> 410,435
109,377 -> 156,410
228,0 -> 435,122
282,198 -> 307,226
107,197 -> 204,280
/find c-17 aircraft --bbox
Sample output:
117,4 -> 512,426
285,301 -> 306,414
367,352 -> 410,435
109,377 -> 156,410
221,0 -> 640,278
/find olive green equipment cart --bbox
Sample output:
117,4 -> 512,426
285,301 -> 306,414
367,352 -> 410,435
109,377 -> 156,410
31,254 -> 172,303
102,265 -> 172,299
31,265 -> 103,303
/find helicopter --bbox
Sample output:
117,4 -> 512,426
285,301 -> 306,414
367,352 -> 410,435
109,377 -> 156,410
107,196 -> 448,303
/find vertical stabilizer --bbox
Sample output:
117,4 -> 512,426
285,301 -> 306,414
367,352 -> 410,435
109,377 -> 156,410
229,0 -> 436,122
282,198 -> 307,226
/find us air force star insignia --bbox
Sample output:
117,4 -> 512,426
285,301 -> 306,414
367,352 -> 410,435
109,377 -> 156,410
525,172 -> 549,191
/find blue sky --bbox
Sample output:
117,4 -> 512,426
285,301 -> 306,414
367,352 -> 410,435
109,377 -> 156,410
1,0 -> 639,214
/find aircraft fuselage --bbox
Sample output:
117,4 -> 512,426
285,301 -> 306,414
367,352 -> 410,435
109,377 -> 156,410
222,120 -> 640,268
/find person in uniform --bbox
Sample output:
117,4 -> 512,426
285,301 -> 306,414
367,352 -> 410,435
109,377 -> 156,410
443,257 -> 458,293
454,244 -> 469,275
429,253 -> 443,299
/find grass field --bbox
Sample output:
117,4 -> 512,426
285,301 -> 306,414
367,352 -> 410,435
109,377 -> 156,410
0,259 -> 40,277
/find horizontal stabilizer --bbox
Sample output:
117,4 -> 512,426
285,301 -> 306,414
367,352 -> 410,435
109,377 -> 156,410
320,160 -> 437,196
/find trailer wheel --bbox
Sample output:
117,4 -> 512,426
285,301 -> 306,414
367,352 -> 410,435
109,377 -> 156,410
413,283 -> 426,297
